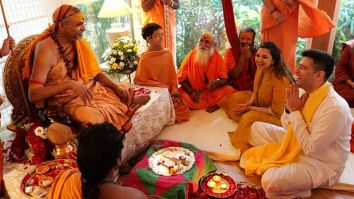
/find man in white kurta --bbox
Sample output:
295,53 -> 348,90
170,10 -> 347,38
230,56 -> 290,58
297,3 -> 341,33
249,49 -> 353,198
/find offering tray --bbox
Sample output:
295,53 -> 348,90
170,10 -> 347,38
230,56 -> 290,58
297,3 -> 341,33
20,159 -> 77,198
148,147 -> 195,176
200,173 -> 236,198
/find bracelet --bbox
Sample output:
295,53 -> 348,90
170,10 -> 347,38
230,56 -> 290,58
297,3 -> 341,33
170,0 -> 174,8
270,8 -> 277,15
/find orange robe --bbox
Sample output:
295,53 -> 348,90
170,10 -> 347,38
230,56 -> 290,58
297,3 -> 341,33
224,48 -> 257,91
134,49 -> 190,123
177,49 -> 236,109
142,0 -> 176,61
45,57 -> 133,132
261,0 -> 334,71
48,169 -> 82,199
220,69 -> 290,149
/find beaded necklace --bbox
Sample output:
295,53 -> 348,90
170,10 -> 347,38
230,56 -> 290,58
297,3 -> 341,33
50,30 -> 76,78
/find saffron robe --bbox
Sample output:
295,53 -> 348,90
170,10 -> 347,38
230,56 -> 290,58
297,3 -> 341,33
142,0 -> 176,61
45,58 -> 133,131
48,169 -> 82,199
177,49 -> 236,109
134,49 -> 190,123
261,0 -> 334,71
224,48 -> 257,91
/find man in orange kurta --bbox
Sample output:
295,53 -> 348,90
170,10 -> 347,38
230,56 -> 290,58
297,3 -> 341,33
224,28 -> 257,91
134,23 -> 190,123
177,33 -> 236,110
261,0 -> 334,71
141,0 -> 179,61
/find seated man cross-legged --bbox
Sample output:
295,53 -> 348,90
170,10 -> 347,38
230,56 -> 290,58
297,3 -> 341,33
241,49 -> 353,198
24,5 -> 149,132
134,23 -> 190,123
177,32 -> 236,110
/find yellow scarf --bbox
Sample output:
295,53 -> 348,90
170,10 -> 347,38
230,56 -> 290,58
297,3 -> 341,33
240,82 -> 331,175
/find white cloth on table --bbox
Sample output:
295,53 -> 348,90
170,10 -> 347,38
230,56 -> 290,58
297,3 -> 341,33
249,87 -> 353,198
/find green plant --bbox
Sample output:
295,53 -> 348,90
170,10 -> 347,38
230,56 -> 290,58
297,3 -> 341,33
332,0 -> 354,60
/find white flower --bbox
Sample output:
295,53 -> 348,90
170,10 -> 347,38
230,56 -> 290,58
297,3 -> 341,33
120,55 -> 125,60
110,57 -> 116,63
119,62 -> 125,67
34,126 -> 47,139
134,60 -> 138,65
118,51 -> 123,56
128,42 -> 134,47
127,49 -> 132,52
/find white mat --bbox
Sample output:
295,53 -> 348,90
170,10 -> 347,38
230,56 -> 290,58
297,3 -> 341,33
158,109 -> 241,161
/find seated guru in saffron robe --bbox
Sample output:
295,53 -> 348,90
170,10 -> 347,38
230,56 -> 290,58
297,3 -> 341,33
134,23 -> 190,123
141,0 -> 179,61
24,5 -> 149,132
333,40 -> 354,108
224,27 -> 257,91
241,50 -> 352,198
261,0 -> 334,71
219,42 -> 290,150
48,124 -> 146,199
177,32 -> 236,110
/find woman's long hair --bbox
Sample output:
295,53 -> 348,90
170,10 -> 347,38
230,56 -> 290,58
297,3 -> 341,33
77,123 -> 124,199
259,42 -> 293,81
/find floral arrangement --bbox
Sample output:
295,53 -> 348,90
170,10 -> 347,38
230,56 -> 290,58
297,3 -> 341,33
102,36 -> 140,73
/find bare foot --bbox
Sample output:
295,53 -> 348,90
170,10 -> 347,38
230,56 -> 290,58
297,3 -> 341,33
206,105 -> 220,113
133,95 -> 150,106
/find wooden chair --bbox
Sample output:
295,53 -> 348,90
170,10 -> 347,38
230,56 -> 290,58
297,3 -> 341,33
4,35 -> 37,125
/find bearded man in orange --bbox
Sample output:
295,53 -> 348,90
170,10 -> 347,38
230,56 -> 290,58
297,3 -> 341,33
141,0 -> 179,61
24,5 -> 149,132
177,32 -> 236,110
224,27 -> 257,91
134,23 -> 190,123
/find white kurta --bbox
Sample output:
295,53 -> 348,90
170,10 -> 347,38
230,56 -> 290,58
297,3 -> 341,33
249,86 -> 353,198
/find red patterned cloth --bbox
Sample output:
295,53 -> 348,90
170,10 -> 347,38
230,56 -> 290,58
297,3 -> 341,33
123,140 -> 216,199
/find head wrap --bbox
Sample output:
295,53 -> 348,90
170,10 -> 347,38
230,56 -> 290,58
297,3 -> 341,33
22,5 -> 82,80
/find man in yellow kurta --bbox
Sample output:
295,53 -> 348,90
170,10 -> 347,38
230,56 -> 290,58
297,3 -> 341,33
177,32 -> 236,110
24,5 -> 149,132
241,50 -> 353,198
141,0 -> 179,61
134,23 -> 190,123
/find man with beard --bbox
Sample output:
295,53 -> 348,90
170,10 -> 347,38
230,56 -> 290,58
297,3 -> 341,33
177,32 -> 236,110
224,28 -> 257,91
23,5 -> 149,132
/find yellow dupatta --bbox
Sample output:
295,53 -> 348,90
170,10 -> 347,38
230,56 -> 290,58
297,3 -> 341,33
240,82 -> 331,175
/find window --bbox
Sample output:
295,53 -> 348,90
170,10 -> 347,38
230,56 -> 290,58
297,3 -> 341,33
0,0 -> 60,127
